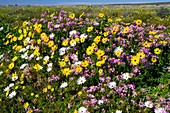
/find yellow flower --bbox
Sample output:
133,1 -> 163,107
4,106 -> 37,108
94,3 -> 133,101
75,65 -> 83,73
81,60 -> 89,68
28,109 -> 33,113
114,50 -> 121,57
151,57 -> 157,63
12,56 -> 18,62
80,38 -> 85,43
18,34 -> 23,40
18,29 -> 22,34
135,19 -> 142,26
59,61 -> 66,67
98,69 -> 103,74
43,87 -> 48,93
75,37 -> 80,42
142,41 -> 151,48
123,27 -> 129,34
12,36 -> 17,42
154,48 -> 162,55
87,26 -> 93,32
149,31 -> 156,35
62,40 -> 68,46
62,68 -> 71,76
131,56 -> 140,65
48,40 -> 54,48
43,36 -> 49,43
35,94 -> 39,98
47,85 -> 51,89
79,12 -> 85,18
116,18 -> 122,22
96,61 -> 102,67
96,49 -> 105,57
74,110 -> 78,113
103,32 -> 109,37
69,13 -> 75,19
24,102 -> 29,108
86,46 -> 94,55
108,18 -> 113,22
8,63 -> 14,69
78,91 -> 82,96
51,88 -> 54,92
31,93 -> 34,96
102,38 -> 108,44
99,13 -> 104,18
136,52 -> 145,59
94,36 -> 101,44
33,64 -> 42,71
51,45 -> 58,51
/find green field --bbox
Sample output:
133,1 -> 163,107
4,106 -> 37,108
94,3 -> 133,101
0,4 -> 170,113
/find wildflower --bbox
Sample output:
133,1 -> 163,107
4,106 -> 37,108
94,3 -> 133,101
70,39 -> 76,47
96,49 -> 105,57
33,64 -> 43,71
116,110 -> 122,113
87,26 -> 93,32
69,30 -> 77,37
108,18 -> 113,22
114,47 -> 123,57
154,48 -> 162,55
62,68 -> 71,76
54,24 -> 60,28
4,86 -> 10,92
43,88 -> 48,93
0,71 -> 3,75
122,73 -> 131,80
8,62 -> 14,69
98,100 -> 104,105
94,36 -> 101,44
78,91 -> 82,96
154,107 -> 167,113
24,102 -> 29,108
78,106 -> 87,113
0,27 -> 4,31
75,65 -> 83,73
151,57 -> 157,63
59,61 -> 66,67
99,13 -> 104,18
131,56 -> 140,65
135,19 -> 142,26
48,40 -> 54,48
77,76 -> 86,85
142,41 -> 151,48
80,37 -> 85,43
108,81 -> 116,89
69,13 -> 75,19
96,61 -> 102,67
62,40 -> 68,46
102,38 -> 108,44
136,52 -> 145,59
81,60 -> 89,67
86,46 -> 94,55
144,101 -> 153,108
123,27 -> 129,34
47,63 -> 53,72
8,91 -> 16,99
9,83 -> 14,88
60,82 -> 68,88
59,47 -> 66,56
12,72 -> 18,81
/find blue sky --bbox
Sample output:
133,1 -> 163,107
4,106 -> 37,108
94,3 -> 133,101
0,0 -> 169,5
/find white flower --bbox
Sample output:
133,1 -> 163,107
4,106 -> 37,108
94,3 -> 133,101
0,54 -> 4,59
20,64 -> 28,69
108,81 -> 116,89
54,24 -> 60,28
19,48 -> 27,53
77,76 -> 86,85
114,46 -> 123,53
0,27 -> 4,31
98,100 -> 104,105
69,30 -> 77,37
122,72 -> 131,80
29,54 -> 34,59
12,76 -> 18,81
78,106 -> 87,113
71,54 -> 78,61
60,82 -> 68,88
9,83 -> 14,88
74,61 -> 82,66
154,107 -> 166,113
145,101 -> 153,108
80,34 -> 87,39
8,91 -> 16,99
26,45 -> 30,49
21,52 -> 28,59
49,33 -> 55,38
43,56 -> 49,61
4,86 -> 10,92
59,47 -> 66,56
36,56 -> 42,60
47,63 -> 53,72
116,110 -> 122,113
0,71 -> 3,75
70,40 -> 76,47
25,37 -> 31,44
